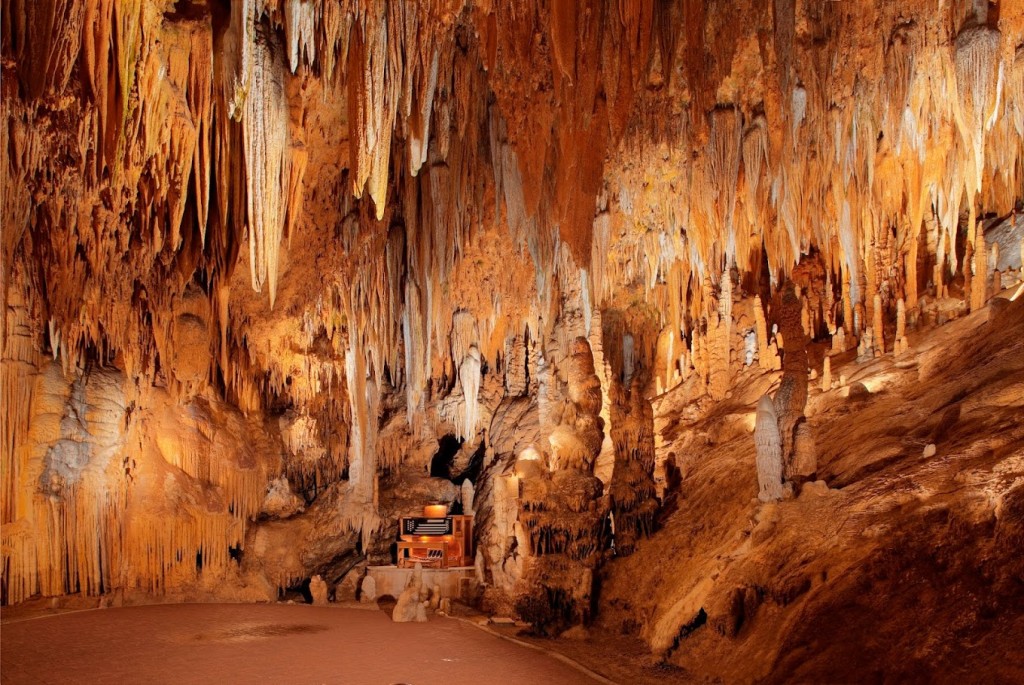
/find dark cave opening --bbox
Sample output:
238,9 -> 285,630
430,434 -> 464,479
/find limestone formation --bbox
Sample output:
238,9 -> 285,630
359,575 -> 377,604
428,585 -> 442,611
515,335 -> 608,634
754,296 -> 781,371
788,423 -> 817,483
1,3 -> 1022,681
754,395 -> 784,503
608,380 -> 658,556
461,479 -> 476,517
857,328 -> 875,362
873,294 -> 885,354
775,284 -> 809,466
972,229 -> 989,312
832,328 -> 847,355
392,563 -> 429,623
261,477 -> 305,519
309,575 -> 329,605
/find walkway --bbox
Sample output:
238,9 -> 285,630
0,603 -> 597,684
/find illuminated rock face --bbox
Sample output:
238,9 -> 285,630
2,1 -> 1024,677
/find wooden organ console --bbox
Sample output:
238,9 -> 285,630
396,506 -> 473,569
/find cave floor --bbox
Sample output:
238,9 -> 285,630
0,603 -> 598,685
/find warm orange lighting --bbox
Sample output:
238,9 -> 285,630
424,504 -> 447,517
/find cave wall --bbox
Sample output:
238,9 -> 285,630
2,0 -> 1022,617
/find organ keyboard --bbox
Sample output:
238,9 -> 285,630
397,508 -> 473,569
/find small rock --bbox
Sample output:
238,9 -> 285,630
847,381 -> 870,398
923,443 -> 937,458
490,616 -> 516,625
359,575 -> 377,603
428,584 -> 441,611
560,625 -> 590,640
800,480 -> 830,499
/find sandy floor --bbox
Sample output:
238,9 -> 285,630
0,603 -> 598,685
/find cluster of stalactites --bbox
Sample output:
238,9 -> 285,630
595,9 -> 1022,333
270,1 -> 463,210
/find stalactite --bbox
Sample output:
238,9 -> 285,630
284,0 -> 317,73
742,116 -> 768,227
953,24 -> 1001,220
710,108 -> 742,261
754,296 -> 780,371
707,270 -> 733,400
505,334 -> 529,396
222,0 -> 255,120
458,345 -> 482,441
244,26 -> 291,307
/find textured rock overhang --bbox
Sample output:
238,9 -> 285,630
1,0 -> 1022,604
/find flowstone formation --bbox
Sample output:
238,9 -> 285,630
774,283 -> 809,479
608,378 -> 658,555
2,2 -> 1024,679
516,337 -> 608,635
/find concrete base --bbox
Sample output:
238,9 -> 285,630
368,565 -> 477,600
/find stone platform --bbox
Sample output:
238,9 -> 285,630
367,564 -> 477,600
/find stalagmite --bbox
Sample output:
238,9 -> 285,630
462,479 -> 476,517
775,285 -> 808,466
309,575 -> 329,605
972,228 -> 988,312
821,357 -> 832,392
873,294 -> 885,354
832,328 -> 846,354
754,395 -> 784,503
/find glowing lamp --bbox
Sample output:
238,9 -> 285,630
424,504 -> 447,518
